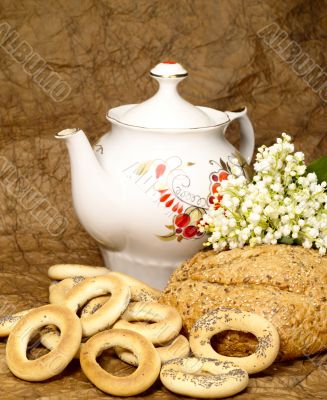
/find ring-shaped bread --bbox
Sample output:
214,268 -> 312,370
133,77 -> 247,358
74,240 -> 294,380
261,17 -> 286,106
6,304 -> 82,381
160,357 -> 249,398
48,264 -> 109,280
189,308 -> 280,374
40,325 -> 83,359
0,309 -> 34,337
116,334 -> 190,366
64,275 -> 131,336
80,295 -> 110,317
49,276 -> 85,304
40,295 -> 111,358
49,271 -> 159,306
80,328 -> 161,396
113,302 -> 182,345
107,271 -> 161,302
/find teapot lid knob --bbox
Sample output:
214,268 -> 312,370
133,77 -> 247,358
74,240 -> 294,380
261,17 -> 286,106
107,61 -> 229,129
150,61 -> 188,79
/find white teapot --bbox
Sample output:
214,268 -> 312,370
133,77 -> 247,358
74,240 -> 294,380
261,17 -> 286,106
56,62 -> 254,289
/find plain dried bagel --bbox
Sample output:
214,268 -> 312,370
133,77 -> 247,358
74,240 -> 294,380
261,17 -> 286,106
108,271 -> 161,302
160,357 -> 249,398
116,334 -> 190,366
49,270 -> 160,304
49,276 -> 85,304
48,264 -> 109,280
113,302 -> 182,345
40,325 -> 83,359
80,329 -> 161,396
189,308 -> 280,374
6,304 -> 82,381
40,297 -> 109,358
64,275 -> 131,336
0,309 -> 34,337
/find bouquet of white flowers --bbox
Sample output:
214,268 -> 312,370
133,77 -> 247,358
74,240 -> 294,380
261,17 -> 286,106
200,133 -> 327,255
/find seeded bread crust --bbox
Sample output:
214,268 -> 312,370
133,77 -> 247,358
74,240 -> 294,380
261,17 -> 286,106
160,245 -> 327,361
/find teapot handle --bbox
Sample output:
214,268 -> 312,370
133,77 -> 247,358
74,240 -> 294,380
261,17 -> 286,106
225,107 -> 255,164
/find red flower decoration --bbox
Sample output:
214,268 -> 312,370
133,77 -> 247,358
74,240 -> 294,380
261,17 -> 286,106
208,170 -> 229,209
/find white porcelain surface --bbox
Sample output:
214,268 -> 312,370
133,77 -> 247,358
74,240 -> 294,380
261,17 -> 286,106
56,62 -> 255,289
108,61 -> 228,129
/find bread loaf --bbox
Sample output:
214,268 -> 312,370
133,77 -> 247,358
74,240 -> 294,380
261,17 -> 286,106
160,245 -> 327,360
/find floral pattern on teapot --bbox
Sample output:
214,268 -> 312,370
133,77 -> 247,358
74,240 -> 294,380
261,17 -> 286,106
125,151 -> 251,242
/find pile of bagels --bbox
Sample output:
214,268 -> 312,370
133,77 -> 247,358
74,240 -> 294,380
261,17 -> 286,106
0,264 -> 280,399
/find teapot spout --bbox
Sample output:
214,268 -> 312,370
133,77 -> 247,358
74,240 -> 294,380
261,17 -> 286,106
55,128 -> 125,250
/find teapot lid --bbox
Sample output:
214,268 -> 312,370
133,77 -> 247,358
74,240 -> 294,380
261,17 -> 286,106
107,62 -> 229,129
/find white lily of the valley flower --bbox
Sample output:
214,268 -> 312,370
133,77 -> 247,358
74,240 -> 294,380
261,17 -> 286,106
201,133 -> 327,255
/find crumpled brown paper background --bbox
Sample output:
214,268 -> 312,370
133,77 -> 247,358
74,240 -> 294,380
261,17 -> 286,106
0,0 -> 326,399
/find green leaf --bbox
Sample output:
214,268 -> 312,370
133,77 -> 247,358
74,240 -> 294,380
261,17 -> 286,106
279,237 -> 294,245
307,156 -> 327,184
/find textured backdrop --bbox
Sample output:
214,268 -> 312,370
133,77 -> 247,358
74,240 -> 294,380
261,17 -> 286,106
0,1 -> 326,399
0,0 -> 326,258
